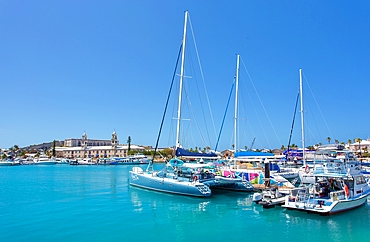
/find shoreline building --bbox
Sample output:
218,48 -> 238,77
55,131 -> 145,159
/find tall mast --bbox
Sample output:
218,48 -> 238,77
175,11 -> 188,148
299,68 -> 305,165
234,54 -> 240,151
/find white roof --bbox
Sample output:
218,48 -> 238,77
349,140 -> 370,146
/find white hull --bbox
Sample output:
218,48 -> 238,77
129,167 -> 211,197
283,193 -> 369,215
34,161 -> 58,165
0,161 -> 19,166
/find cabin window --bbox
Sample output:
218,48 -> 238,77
356,176 -> 366,185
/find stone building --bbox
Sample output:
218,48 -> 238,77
54,131 -> 145,158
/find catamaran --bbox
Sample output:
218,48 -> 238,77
129,11 -> 212,197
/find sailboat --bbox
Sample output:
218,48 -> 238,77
208,55 -> 259,192
214,55 -> 294,193
129,11 -> 212,197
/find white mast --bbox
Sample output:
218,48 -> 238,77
175,11 -> 188,149
299,68 -> 305,165
234,54 -> 240,151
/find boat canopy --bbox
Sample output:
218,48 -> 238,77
176,147 -> 218,158
168,158 -> 185,167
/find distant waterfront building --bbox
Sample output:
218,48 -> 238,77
64,135 -> 112,147
349,139 -> 370,153
55,131 -> 145,158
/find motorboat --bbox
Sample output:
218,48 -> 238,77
33,155 -> 58,165
252,187 -> 287,208
282,160 -> 370,215
0,158 -> 20,166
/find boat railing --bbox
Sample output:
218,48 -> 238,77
329,190 -> 346,201
295,189 -> 308,207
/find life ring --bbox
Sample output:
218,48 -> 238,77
192,175 -> 198,182
344,184 -> 350,197
305,165 -> 310,174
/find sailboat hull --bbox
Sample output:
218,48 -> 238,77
129,168 -> 212,197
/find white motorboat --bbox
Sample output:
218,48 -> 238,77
33,155 -> 58,165
253,187 -> 288,208
282,160 -> 370,215
0,159 -> 20,166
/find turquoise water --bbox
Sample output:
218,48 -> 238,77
1,164 -> 369,242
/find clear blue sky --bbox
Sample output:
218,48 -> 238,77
1,1 -> 369,151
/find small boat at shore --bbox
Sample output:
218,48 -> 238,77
33,155 -> 58,165
107,154 -> 150,165
253,187 -> 287,208
0,159 -> 20,166
70,158 -> 94,165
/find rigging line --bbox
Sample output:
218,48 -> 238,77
187,48 -> 212,147
239,56 -> 282,146
303,72 -> 333,139
287,91 -> 300,153
148,43 -> 183,171
188,13 -> 218,140
304,91 -> 322,145
305,125 -> 321,147
238,63 -> 272,149
240,80 -> 272,149
214,77 -> 236,151
183,83 -> 209,147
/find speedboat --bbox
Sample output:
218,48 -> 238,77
252,187 -> 287,208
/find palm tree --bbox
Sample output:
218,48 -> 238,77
348,139 -> 352,145
355,138 -> 362,158
334,139 -> 339,144
326,137 -> 331,144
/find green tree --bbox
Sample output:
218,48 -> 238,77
52,140 -> 56,157
127,136 -> 131,152
307,145 -> 315,150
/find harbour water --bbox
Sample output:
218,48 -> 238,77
1,164 -> 369,242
